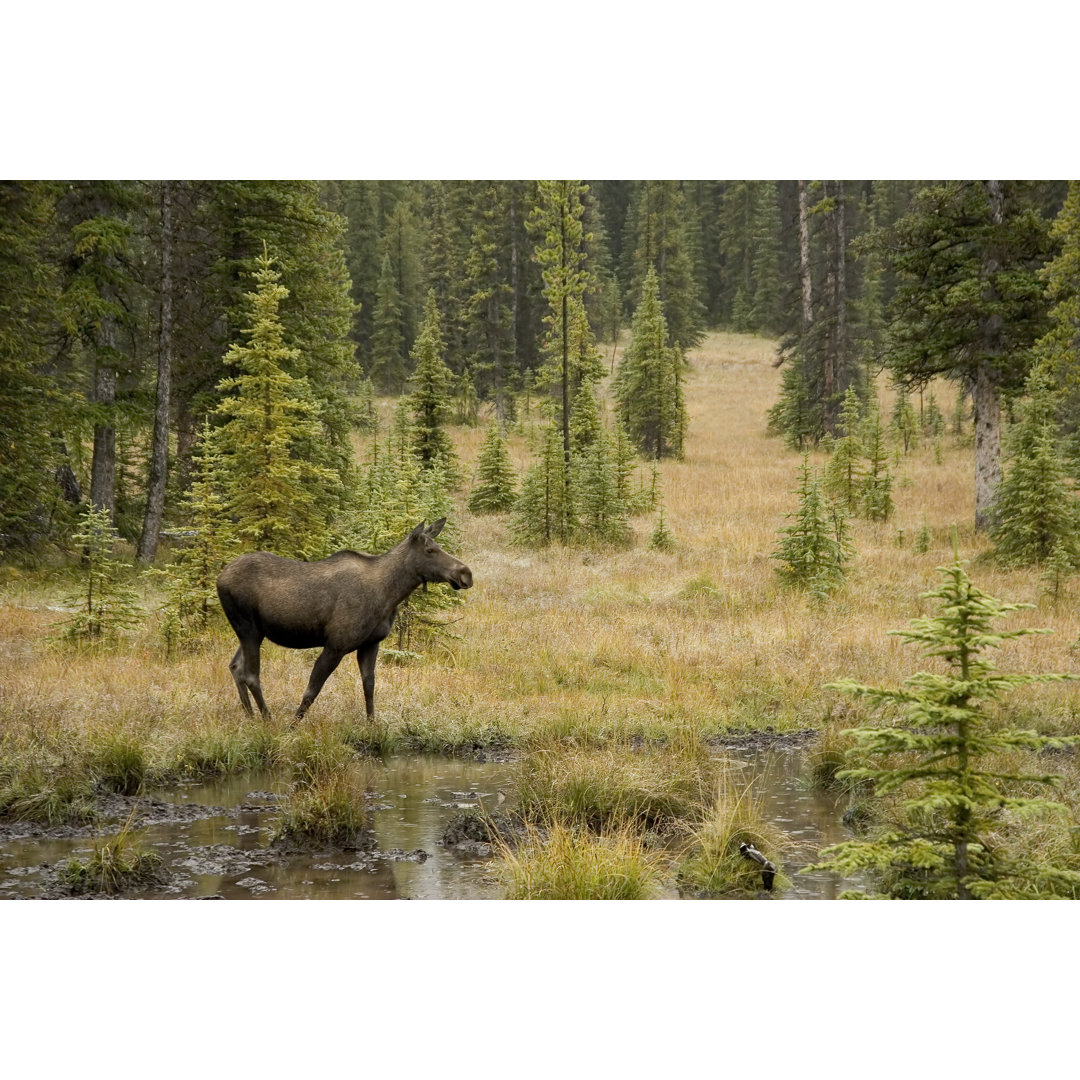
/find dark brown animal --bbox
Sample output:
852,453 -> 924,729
215,519 -> 472,722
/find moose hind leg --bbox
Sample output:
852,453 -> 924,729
229,647 -> 254,714
294,648 -> 344,723
238,637 -> 269,717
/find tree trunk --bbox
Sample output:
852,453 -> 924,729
973,361 -> 1002,531
509,187 -> 519,425
797,180 -> 813,331
974,180 -> 1006,532
835,180 -> 847,384
560,197 -> 571,470
822,182 -> 836,434
89,359 -> 116,516
137,180 -> 174,564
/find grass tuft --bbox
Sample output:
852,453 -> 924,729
60,822 -> 165,895
514,740 -> 716,833
499,822 -> 664,899
272,764 -> 373,849
677,773 -> 787,896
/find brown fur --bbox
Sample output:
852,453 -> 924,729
216,519 -> 472,722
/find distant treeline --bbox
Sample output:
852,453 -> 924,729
1,180 -> 1071,558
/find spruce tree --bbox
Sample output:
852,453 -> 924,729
873,181 -> 1052,530
750,181 -> 783,333
1035,182 -> 1080,476
614,268 -> 689,459
576,429 -> 631,546
860,398 -> 894,521
767,357 -> 817,450
409,290 -> 459,483
0,181 -> 65,550
57,505 -> 142,644
153,420 -> 240,652
196,181 -> 361,512
512,422 -> 576,547
212,252 -> 336,559
823,387 -> 864,512
808,541 -> 1080,899
461,181 -> 516,420
623,181 -> 706,349
468,419 -> 518,514
648,491 -> 677,551
890,382 -> 919,454
772,454 -> 852,603
990,366 -> 1080,568
370,251 -> 407,392
528,180 -> 594,496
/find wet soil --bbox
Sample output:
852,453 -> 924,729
707,728 -> 817,753
0,759 -> 514,900
1,746 -> 859,900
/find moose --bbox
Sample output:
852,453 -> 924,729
215,519 -> 472,723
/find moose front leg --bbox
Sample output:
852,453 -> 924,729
357,641 -> 380,719
294,647 -> 344,724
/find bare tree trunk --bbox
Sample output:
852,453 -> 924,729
797,180 -> 813,331
137,180 -> 174,563
90,358 -> 116,516
508,187 -> 519,429
973,362 -> 1002,531
974,180 -> 1005,532
822,182 -> 836,434
835,180 -> 847,383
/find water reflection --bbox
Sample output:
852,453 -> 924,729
0,749 -> 860,900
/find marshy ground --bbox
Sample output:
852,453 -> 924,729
4,331 -> 1080,898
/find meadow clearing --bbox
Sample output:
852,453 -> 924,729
3,330 -> 1079,898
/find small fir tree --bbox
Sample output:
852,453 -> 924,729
860,399 -> 894,521
1042,540 -> 1074,609
614,268 -> 689,459
915,518 -> 932,554
730,286 -> 754,332
512,422 -> 576,547
468,419 -> 518,514
57,505 -> 142,644
823,387 -> 864,512
767,356 -> 817,450
370,251 -> 407,392
213,252 -> 337,559
355,376 -> 377,434
612,419 -> 648,515
648,492 -> 676,551
153,420 -> 240,652
409,290 -> 459,484
576,429 -> 631,546
890,384 -> 920,454
924,391 -> 945,438
990,366 -> 1080,569
808,539 -> 1080,899
772,454 -> 852,603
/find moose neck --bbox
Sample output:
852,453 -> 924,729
379,539 -> 426,610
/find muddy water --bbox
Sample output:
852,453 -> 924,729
0,749 -> 859,900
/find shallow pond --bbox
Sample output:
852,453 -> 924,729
0,747 -> 859,900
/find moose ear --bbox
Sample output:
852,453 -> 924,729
408,521 -> 427,541
425,517 -> 446,538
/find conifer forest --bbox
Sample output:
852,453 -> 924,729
5,177 -> 1080,901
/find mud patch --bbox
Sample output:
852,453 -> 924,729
440,808 -> 530,856
707,728 -> 816,753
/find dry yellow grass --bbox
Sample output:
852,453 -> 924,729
3,330 -> 1080,777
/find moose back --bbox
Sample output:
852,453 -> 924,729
216,519 -> 472,722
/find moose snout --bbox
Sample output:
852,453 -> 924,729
450,565 -> 473,590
